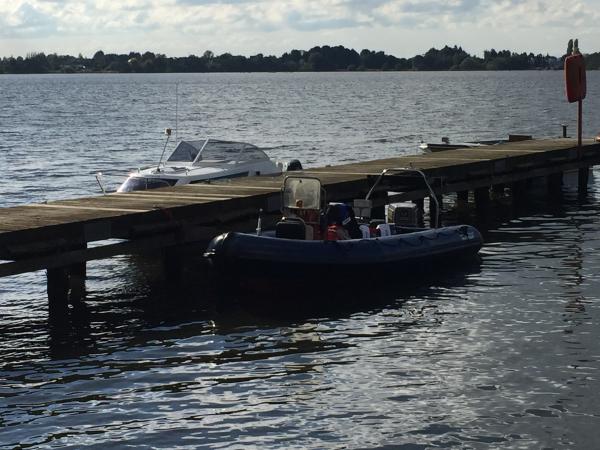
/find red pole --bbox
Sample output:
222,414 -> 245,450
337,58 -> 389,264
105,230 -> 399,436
578,99 -> 583,147
577,97 -> 588,195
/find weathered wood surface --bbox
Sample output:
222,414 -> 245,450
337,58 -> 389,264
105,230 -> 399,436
1,138 -> 599,275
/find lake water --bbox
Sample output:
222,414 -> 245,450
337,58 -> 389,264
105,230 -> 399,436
1,72 -> 599,449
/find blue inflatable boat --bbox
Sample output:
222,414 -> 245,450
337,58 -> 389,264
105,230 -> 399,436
204,171 -> 483,293
205,224 -> 482,281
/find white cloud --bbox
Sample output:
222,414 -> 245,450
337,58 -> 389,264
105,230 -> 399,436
0,0 -> 599,57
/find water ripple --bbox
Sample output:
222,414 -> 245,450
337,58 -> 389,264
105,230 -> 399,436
1,72 -> 600,448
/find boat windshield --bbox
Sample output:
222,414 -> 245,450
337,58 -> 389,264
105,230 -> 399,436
282,177 -> 321,210
118,177 -> 176,192
167,141 -> 204,163
195,140 -> 267,164
166,139 -> 267,165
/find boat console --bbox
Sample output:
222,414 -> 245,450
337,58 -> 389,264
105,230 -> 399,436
275,171 -> 432,241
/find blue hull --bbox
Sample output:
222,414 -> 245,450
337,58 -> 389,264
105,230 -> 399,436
205,225 -> 483,291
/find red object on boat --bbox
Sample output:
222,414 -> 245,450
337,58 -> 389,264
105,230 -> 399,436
327,225 -> 340,241
565,53 -> 586,103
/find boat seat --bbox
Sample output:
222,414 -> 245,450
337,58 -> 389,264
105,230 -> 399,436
275,217 -> 306,240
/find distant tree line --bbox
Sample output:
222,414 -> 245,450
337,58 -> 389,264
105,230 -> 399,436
1,45 -> 599,74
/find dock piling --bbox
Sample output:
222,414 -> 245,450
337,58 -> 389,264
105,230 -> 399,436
490,184 -> 506,200
510,180 -> 528,206
47,267 -> 70,314
578,168 -> 589,195
455,191 -> 469,210
47,262 -> 86,314
164,246 -> 185,284
474,187 -> 490,214
547,172 -> 563,194
412,198 -> 425,226
428,195 -> 442,227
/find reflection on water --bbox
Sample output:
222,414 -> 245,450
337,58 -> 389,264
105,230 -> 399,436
1,73 -> 600,448
1,266 -> 487,449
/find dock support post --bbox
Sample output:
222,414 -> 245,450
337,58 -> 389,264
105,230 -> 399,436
578,168 -> 589,195
47,260 -> 86,317
474,187 -> 490,215
456,191 -> 469,210
371,205 -> 385,220
164,247 -> 184,285
68,262 -> 86,305
429,195 -> 442,227
510,180 -> 529,214
47,267 -> 70,315
547,172 -> 563,195
368,192 -> 386,220
413,198 -> 425,211
412,198 -> 425,227
491,184 -> 506,201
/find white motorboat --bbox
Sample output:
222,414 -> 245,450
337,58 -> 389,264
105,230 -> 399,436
117,138 -> 300,193
419,135 -> 534,153
419,137 -> 507,153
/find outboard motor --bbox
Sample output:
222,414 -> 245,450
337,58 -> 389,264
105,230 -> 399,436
286,159 -> 303,171
387,202 -> 422,227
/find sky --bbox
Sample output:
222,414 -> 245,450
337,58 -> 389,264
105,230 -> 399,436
1,0 -> 599,58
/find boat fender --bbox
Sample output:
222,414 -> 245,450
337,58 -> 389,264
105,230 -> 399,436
377,223 -> 392,237
359,224 -> 370,239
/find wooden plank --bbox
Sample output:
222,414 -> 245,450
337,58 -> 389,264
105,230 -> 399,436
27,204 -> 149,213
52,196 -> 217,210
108,193 -> 236,203
302,170 -> 380,177
210,176 -> 284,186
180,183 -> 280,191
118,191 -> 245,200
0,206 -> 132,232
414,156 -> 497,162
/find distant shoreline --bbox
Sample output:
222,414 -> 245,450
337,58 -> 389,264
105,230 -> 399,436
1,69 -> 581,75
3,45 -> 599,75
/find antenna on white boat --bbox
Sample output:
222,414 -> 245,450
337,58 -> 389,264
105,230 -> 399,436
157,128 -> 172,172
175,82 -> 179,142
95,172 -> 107,195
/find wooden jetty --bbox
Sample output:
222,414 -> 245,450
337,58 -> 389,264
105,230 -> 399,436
1,138 -> 599,310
